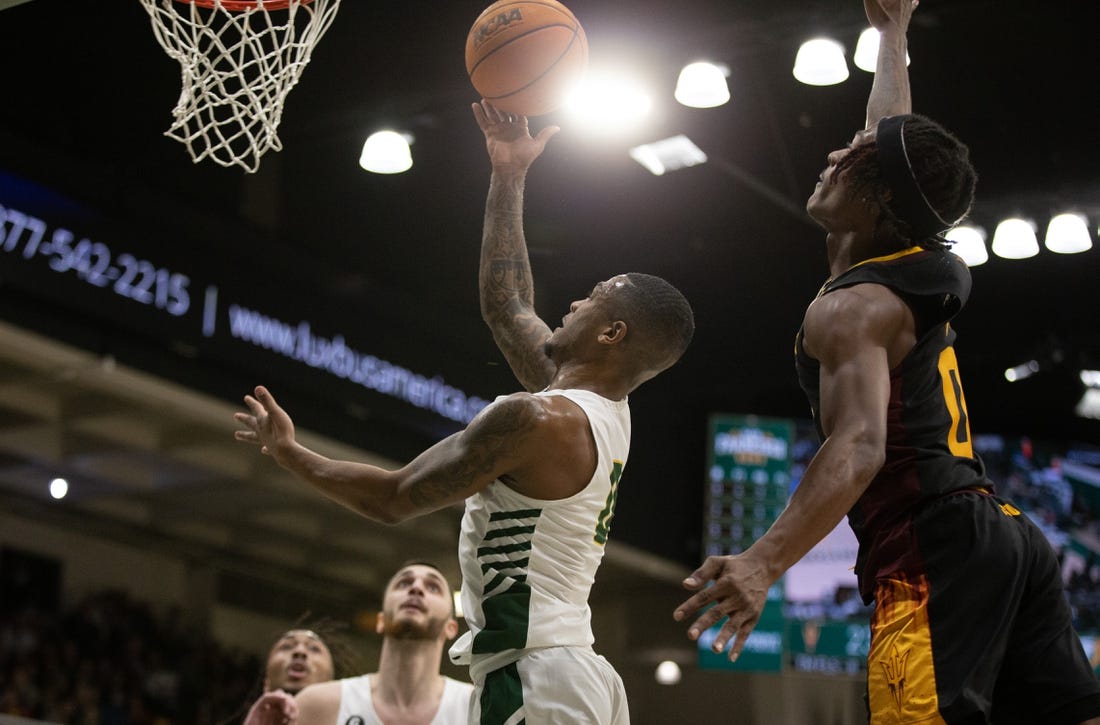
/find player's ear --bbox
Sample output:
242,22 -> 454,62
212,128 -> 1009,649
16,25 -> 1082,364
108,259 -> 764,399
375,611 -> 385,635
599,320 -> 627,345
444,617 -> 459,641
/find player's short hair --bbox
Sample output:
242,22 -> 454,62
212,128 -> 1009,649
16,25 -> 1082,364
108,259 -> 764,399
611,273 -> 695,370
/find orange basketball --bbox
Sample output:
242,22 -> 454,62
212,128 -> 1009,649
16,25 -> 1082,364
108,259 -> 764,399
465,0 -> 588,117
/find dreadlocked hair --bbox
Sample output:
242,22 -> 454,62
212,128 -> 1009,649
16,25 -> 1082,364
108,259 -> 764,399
836,114 -> 978,251
221,614 -> 362,725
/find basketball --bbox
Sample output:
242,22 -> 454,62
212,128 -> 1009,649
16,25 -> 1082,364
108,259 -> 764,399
465,0 -> 588,117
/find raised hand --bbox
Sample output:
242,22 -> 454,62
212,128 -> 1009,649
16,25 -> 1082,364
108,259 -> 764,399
472,100 -> 559,174
242,690 -> 299,725
673,553 -> 772,662
233,386 -> 296,462
864,0 -> 918,33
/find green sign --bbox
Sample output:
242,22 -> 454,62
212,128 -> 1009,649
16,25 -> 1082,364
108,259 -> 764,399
785,618 -> 869,675
698,415 -> 794,672
697,584 -> 786,673
703,415 -> 793,557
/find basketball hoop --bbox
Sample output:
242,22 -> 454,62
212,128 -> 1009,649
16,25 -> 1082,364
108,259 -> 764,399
139,0 -> 343,173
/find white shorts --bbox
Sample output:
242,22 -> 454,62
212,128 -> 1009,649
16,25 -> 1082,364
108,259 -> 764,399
470,646 -> 629,725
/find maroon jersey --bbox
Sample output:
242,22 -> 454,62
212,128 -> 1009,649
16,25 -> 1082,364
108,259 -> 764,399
794,246 -> 992,602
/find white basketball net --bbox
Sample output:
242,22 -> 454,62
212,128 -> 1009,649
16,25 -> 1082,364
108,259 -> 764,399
139,0 -> 342,173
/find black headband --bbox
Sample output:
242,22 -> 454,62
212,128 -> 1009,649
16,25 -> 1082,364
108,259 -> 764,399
876,114 -> 951,239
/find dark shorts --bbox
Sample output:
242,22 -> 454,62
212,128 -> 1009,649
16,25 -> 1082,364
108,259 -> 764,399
865,491 -> 1100,724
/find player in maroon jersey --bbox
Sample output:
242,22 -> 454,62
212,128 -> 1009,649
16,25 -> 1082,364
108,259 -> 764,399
674,1 -> 1100,722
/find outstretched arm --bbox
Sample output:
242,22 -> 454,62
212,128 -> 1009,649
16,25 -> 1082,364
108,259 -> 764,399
293,681 -> 340,725
472,101 -> 560,392
234,386 -> 546,523
865,0 -> 918,127
674,285 -> 904,660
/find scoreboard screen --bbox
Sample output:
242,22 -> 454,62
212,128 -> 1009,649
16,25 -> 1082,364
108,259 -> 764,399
699,414 -> 870,674
704,415 -> 793,558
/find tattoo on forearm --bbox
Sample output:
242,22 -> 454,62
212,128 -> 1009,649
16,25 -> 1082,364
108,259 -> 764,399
480,173 -> 554,389
486,259 -> 532,310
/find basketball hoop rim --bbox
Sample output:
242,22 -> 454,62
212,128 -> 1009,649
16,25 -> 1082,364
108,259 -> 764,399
175,0 -> 315,10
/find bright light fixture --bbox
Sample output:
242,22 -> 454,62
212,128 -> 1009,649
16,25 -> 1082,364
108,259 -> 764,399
655,660 -> 682,685
1073,370 -> 1099,419
674,62 -> 731,108
1044,212 -> 1093,254
629,135 -> 707,176
49,477 -> 68,500
563,71 -> 652,133
1004,360 -> 1040,383
945,225 -> 988,266
359,130 -> 413,174
991,217 -> 1039,259
793,38 -> 849,86
1077,388 -> 1100,420
853,27 -> 911,72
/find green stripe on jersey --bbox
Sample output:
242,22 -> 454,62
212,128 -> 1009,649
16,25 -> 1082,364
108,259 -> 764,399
480,661 -> 524,724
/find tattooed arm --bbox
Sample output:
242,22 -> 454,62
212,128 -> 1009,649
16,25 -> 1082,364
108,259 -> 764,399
472,101 -> 560,392
234,385 -> 559,522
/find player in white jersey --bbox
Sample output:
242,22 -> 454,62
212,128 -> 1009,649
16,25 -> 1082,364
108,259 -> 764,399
233,100 -> 694,724
243,562 -> 472,725
449,388 -> 631,722
330,672 -> 471,725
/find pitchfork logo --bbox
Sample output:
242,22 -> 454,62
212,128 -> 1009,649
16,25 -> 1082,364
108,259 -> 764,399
880,643 -> 911,713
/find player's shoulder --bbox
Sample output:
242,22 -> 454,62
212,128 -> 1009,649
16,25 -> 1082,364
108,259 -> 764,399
811,282 -> 906,322
483,391 -> 591,442
473,391 -> 556,433
805,283 -> 910,351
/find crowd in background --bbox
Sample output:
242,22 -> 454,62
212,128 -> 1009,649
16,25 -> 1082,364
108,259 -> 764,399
979,436 -> 1100,635
0,589 -> 261,725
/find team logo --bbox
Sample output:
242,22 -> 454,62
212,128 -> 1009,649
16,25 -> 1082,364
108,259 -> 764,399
879,643 -> 910,713
473,9 -> 524,48
345,717 -> 365,725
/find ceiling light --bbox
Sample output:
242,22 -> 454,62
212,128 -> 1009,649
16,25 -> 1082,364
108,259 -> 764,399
629,135 -> 707,176
359,130 -> 413,174
793,38 -> 849,86
1004,360 -> 1040,383
1077,389 -> 1100,420
49,477 -> 68,499
1044,212 -> 1093,254
853,27 -> 911,72
1082,370 -> 1100,388
991,217 -> 1039,259
945,224 -> 988,266
674,62 -> 730,108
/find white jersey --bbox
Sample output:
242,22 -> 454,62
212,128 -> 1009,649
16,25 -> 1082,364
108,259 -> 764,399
336,673 -> 473,725
448,388 -> 631,681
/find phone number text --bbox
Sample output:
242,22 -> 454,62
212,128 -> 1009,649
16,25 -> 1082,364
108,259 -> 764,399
0,203 -> 191,317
